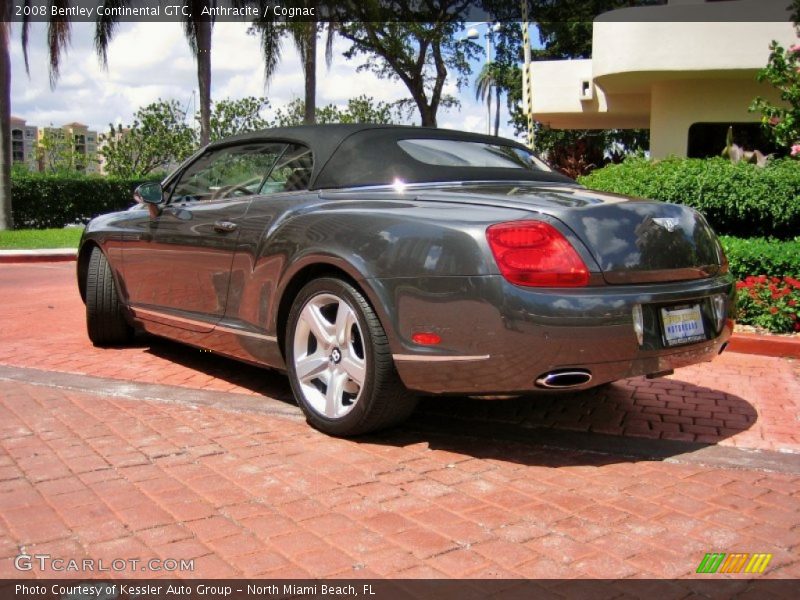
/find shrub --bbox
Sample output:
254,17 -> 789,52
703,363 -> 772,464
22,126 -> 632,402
720,236 -> 800,281
578,157 -> 800,238
10,173 -> 156,229
736,276 -> 800,333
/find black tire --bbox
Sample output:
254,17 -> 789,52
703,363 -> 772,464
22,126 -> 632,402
85,246 -> 134,346
286,277 -> 418,436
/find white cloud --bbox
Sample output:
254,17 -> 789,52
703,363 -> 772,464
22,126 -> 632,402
11,21 -> 523,143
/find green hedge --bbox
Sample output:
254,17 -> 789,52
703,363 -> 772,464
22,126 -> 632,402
578,157 -> 800,239
11,174 -> 156,229
720,236 -> 800,280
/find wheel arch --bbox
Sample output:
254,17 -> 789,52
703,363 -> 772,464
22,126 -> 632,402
274,258 -> 395,361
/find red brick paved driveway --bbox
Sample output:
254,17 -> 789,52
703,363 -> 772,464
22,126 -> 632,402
1,262 -> 799,579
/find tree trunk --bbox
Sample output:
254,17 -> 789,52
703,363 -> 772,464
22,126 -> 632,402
304,25 -> 316,125
412,87 -> 436,127
494,85 -> 501,137
0,22 -> 12,230
196,19 -> 212,146
417,103 -> 436,127
487,89 -> 492,135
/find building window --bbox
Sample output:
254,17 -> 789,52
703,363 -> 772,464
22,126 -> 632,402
688,123 -> 784,159
12,129 -> 23,140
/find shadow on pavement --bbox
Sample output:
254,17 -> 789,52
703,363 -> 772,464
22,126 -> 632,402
139,335 -> 758,465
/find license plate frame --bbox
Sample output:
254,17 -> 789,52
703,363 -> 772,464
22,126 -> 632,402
660,303 -> 706,347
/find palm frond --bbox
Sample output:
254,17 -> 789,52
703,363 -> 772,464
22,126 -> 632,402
183,5 -> 199,57
253,20 -> 283,84
21,0 -> 32,74
290,22 -> 311,74
324,23 -> 335,69
47,0 -> 72,88
94,0 -> 124,67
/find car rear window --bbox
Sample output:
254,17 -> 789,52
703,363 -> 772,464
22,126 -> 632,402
397,139 -> 552,172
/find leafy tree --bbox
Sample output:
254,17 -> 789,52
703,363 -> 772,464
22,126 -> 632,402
36,128 -> 95,174
749,0 -> 800,157
99,100 -> 197,178
96,1 -> 216,145
2,3 -> 72,229
335,1 -> 480,126
529,0 -> 663,61
206,96 -> 272,141
326,95 -> 399,124
537,127 -> 648,178
271,96 -> 401,127
11,162 -> 30,178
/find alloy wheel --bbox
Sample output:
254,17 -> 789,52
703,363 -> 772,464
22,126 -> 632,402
292,293 -> 367,419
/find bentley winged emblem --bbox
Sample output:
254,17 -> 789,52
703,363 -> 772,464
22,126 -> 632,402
652,217 -> 679,232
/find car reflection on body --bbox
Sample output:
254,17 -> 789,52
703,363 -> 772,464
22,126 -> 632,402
77,125 -> 734,436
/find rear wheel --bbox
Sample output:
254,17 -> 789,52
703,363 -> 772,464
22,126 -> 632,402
286,277 -> 417,436
85,246 -> 133,346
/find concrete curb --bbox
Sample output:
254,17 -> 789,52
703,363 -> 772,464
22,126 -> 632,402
727,332 -> 800,359
3,252 -> 798,359
0,248 -> 77,263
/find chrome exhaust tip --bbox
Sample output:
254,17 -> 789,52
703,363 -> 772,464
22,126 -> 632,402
535,369 -> 592,389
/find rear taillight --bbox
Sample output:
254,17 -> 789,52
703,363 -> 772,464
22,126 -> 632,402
486,220 -> 590,287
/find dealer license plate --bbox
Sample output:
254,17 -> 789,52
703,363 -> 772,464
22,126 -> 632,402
661,304 -> 706,347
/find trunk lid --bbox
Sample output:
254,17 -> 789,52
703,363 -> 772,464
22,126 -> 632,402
412,182 -> 726,284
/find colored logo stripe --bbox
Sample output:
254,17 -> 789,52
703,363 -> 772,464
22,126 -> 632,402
745,554 -> 773,573
696,553 -> 772,574
697,553 -> 726,573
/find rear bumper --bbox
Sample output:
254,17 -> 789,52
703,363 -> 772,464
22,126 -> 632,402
375,274 -> 735,395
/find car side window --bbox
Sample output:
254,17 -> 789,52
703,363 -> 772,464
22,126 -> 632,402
260,144 -> 313,193
170,142 -> 287,203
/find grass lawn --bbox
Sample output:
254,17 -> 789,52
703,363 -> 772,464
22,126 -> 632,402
0,228 -> 83,249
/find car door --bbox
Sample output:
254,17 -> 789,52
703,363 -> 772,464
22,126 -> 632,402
122,141 -> 288,331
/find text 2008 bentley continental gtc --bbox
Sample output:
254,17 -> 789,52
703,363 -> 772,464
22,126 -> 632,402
78,125 -> 735,436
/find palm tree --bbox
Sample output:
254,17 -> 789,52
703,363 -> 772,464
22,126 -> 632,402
1,3 -> 72,230
1,13 -> 13,230
95,1 -> 215,145
475,62 -> 503,137
250,17 -> 336,125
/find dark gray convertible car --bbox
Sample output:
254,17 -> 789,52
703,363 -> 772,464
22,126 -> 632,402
78,124 -> 734,436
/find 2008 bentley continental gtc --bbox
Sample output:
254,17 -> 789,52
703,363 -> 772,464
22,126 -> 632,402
78,125 -> 735,436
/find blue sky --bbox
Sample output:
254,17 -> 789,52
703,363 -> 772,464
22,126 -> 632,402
12,21 -> 522,140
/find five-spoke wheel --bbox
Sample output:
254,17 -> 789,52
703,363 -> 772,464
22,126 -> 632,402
286,277 -> 418,436
292,293 -> 367,419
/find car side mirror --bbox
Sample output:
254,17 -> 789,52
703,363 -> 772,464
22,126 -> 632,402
134,182 -> 164,218
134,182 -> 164,205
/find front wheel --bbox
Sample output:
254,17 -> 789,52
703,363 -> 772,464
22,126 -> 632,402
85,246 -> 134,346
286,277 -> 417,436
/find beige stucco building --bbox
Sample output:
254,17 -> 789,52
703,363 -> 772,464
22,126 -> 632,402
36,122 -> 100,173
10,116 -> 38,171
529,0 -> 797,158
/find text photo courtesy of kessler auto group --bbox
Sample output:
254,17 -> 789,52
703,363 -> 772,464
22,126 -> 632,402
1,1 -> 800,599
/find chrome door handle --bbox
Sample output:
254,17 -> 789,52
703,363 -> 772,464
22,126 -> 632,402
214,220 -> 238,233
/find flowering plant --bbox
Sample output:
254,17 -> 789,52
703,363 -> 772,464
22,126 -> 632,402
750,35 -> 800,157
735,276 -> 800,333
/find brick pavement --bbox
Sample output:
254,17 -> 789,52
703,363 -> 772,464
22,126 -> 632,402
1,262 -> 798,452
1,261 -> 799,580
1,379 -> 799,580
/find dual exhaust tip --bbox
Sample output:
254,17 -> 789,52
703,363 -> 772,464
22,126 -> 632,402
535,369 -> 592,389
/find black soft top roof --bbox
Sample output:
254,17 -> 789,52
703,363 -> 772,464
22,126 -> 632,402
210,124 -> 573,190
